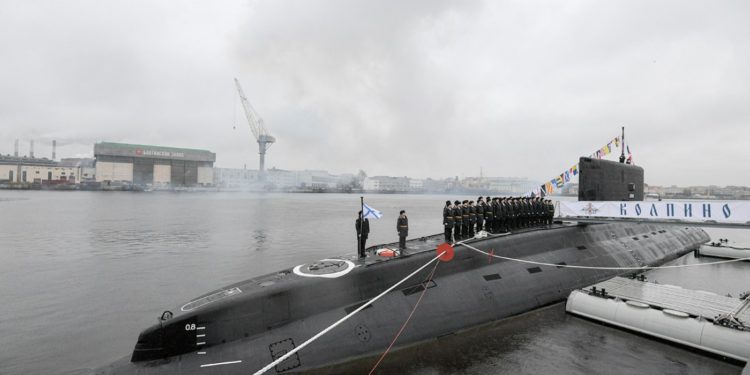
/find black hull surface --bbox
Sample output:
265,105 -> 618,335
97,221 -> 709,374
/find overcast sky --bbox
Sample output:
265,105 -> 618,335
1,0 -> 748,186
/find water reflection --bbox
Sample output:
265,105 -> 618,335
253,229 -> 267,251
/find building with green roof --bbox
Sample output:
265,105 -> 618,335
94,142 -> 216,187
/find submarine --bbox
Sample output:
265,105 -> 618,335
97,158 -> 709,374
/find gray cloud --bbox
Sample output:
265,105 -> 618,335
1,0 -> 749,186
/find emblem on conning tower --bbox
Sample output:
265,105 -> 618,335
581,203 -> 599,215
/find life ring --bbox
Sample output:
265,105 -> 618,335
376,248 -> 399,257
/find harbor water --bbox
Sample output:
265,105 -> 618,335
0,191 -> 748,374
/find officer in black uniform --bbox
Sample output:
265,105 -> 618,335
501,198 -> 508,232
443,200 -> 453,242
524,197 -> 531,228
488,196 -> 495,232
468,201 -> 476,237
525,197 -> 532,227
476,197 -> 484,232
546,199 -> 555,225
453,200 -> 463,240
397,210 -> 409,250
462,200 -> 470,239
355,211 -> 370,258
492,198 -> 500,233
510,197 -> 519,230
536,197 -> 545,226
484,196 -> 493,234
497,198 -> 505,231
490,197 -> 502,233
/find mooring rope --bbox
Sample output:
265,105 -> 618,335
459,242 -> 750,270
255,235 -> 748,374
368,258 -> 441,375
252,250 -> 447,375
717,245 -> 750,251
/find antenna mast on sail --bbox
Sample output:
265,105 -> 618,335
619,126 -> 626,164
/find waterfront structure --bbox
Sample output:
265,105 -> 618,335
363,176 -> 411,192
94,142 -> 215,187
213,167 -> 260,189
646,184 -> 750,200
409,178 -> 425,193
213,167 -> 349,191
0,155 -> 79,185
59,158 -> 96,182
480,177 -> 538,194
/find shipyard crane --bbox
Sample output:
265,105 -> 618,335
234,77 -> 276,175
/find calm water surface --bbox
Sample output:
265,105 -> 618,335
0,191 -> 747,374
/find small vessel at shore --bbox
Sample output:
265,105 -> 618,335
97,158 -> 709,374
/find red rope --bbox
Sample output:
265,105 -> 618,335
367,260 -> 441,374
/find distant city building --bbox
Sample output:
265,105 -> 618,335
295,170 -> 342,189
213,168 -> 260,189
360,175 -> 540,194
363,176 -> 410,193
213,167 -> 349,191
409,178 -> 425,192
94,142 -> 215,187
422,178 -> 452,193
560,182 -> 578,196
265,168 -> 297,188
646,184 -> 750,200
480,177 -> 539,194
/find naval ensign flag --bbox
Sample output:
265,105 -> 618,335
362,203 -> 383,220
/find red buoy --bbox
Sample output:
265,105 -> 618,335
436,243 -> 454,262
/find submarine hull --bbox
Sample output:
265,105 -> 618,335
96,221 -> 708,374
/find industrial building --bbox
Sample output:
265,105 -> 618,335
94,142 -> 215,187
0,140 -> 82,185
58,158 -> 96,182
0,155 -> 79,184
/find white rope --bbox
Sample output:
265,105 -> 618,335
252,251 -> 446,375
459,242 -> 750,270
254,237 -> 747,374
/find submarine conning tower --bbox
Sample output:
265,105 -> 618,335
578,157 -> 644,201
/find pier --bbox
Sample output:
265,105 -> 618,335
566,277 -> 750,362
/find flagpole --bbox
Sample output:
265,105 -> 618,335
359,196 -> 364,256
619,126 -> 626,163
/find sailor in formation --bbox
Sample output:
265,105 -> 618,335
443,200 -> 454,242
475,197 -> 485,232
462,200 -> 470,239
468,200 -> 476,238
453,200 -> 463,241
545,199 -> 555,225
443,197 -> 556,242
483,196 -> 493,234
